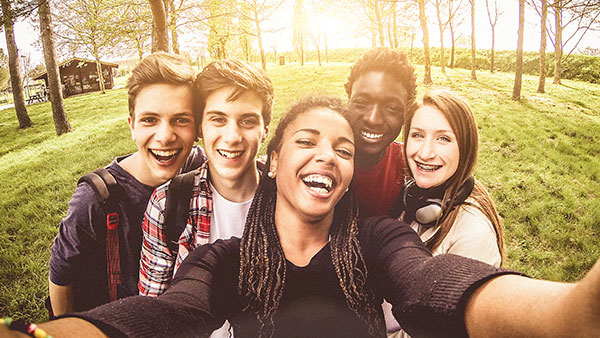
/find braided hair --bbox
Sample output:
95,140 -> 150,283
238,96 -> 385,337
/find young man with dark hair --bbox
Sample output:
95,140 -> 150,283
138,58 -> 273,296
48,52 -> 206,316
345,48 -> 417,218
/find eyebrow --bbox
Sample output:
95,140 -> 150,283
294,128 -> 355,145
410,126 -> 455,134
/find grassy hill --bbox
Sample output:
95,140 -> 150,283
1,61 -> 599,322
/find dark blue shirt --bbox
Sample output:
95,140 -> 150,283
49,146 -> 206,312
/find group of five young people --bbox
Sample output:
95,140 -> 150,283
4,49 -> 596,337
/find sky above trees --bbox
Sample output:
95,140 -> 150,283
1,0 -> 599,67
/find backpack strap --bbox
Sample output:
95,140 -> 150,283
78,168 -> 122,303
164,170 -> 196,256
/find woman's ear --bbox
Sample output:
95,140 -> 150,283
268,150 -> 278,178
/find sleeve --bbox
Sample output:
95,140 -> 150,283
70,239 -> 240,338
359,216 -> 521,338
138,184 -> 175,296
442,205 -> 502,267
49,182 -> 104,286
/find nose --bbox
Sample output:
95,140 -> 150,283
315,142 -> 336,165
155,121 -> 176,144
364,105 -> 383,125
417,138 -> 436,160
222,122 -> 242,144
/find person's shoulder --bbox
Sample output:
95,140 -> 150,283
358,216 -> 422,245
454,200 -> 496,235
176,238 -> 241,274
182,145 -> 207,173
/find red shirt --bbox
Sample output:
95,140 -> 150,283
354,142 -> 407,218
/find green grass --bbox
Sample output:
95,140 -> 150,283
1,61 -> 600,322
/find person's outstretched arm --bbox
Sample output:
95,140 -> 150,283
465,258 -> 600,337
0,318 -> 107,338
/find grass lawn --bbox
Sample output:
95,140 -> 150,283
1,61 -> 599,322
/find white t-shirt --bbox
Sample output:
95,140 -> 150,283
208,183 -> 253,338
208,182 -> 252,243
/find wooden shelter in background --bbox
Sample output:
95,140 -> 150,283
33,57 -> 118,97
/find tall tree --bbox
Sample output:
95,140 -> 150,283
238,0 -> 286,70
55,0 -> 123,94
149,0 -> 169,52
0,0 -> 33,129
448,0 -> 464,68
292,0 -> 307,65
417,0 -> 432,84
485,0 -> 503,73
433,0 -> 458,73
538,0 -> 548,92
513,0 -> 526,100
122,0 -> 153,60
205,0 -> 233,60
356,0 -> 394,47
39,0 -> 71,135
544,0 -> 600,84
469,0 -> 477,80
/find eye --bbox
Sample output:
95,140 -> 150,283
385,104 -> 403,114
409,131 -> 423,139
240,117 -> 259,128
350,99 -> 369,109
210,116 -> 226,125
174,117 -> 192,125
336,148 -> 353,159
296,139 -> 315,147
139,116 -> 157,124
437,135 -> 452,143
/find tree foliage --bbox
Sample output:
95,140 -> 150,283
54,0 -> 126,93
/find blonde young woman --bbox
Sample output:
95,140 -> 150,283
401,89 -> 504,265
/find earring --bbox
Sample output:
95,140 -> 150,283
267,171 -> 275,178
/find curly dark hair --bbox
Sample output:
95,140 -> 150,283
344,48 -> 417,110
238,96 -> 385,337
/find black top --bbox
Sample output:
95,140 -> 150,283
49,147 -> 206,311
72,216 -> 517,337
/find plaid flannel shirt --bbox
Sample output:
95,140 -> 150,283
138,162 -> 213,297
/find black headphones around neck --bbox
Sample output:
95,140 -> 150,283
402,176 -> 475,228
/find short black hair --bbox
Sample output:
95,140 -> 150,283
344,48 -> 417,109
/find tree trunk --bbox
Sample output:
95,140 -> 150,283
490,25 -> 495,73
169,0 -> 179,54
324,36 -> 328,63
39,0 -> 71,135
436,3 -> 446,74
538,0 -> 548,93
513,0 -> 525,101
470,0 -> 477,80
93,47 -> 106,94
449,19 -> 456,68
1,0 -> 32,129
553,1 -> 562,84
149,0 -> 169,52
254,13 -> 266,70
392,4 -> 398,48
417,0 -> 432,84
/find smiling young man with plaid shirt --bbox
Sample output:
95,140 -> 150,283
138,59 -> 273,299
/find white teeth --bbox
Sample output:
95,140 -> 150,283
218,150 -> 243,159
308,187 -> 329,194
151,149 -> 179,157
361,131 -> 383,139
302,174 -> 333,188
416,162 -> 441,171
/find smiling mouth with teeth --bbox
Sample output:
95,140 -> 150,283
416,162 -> 442,172
218,150 -> 243,159
361,130 -> 383,140
302,174 -> 335,194
149,149 -> 181,162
